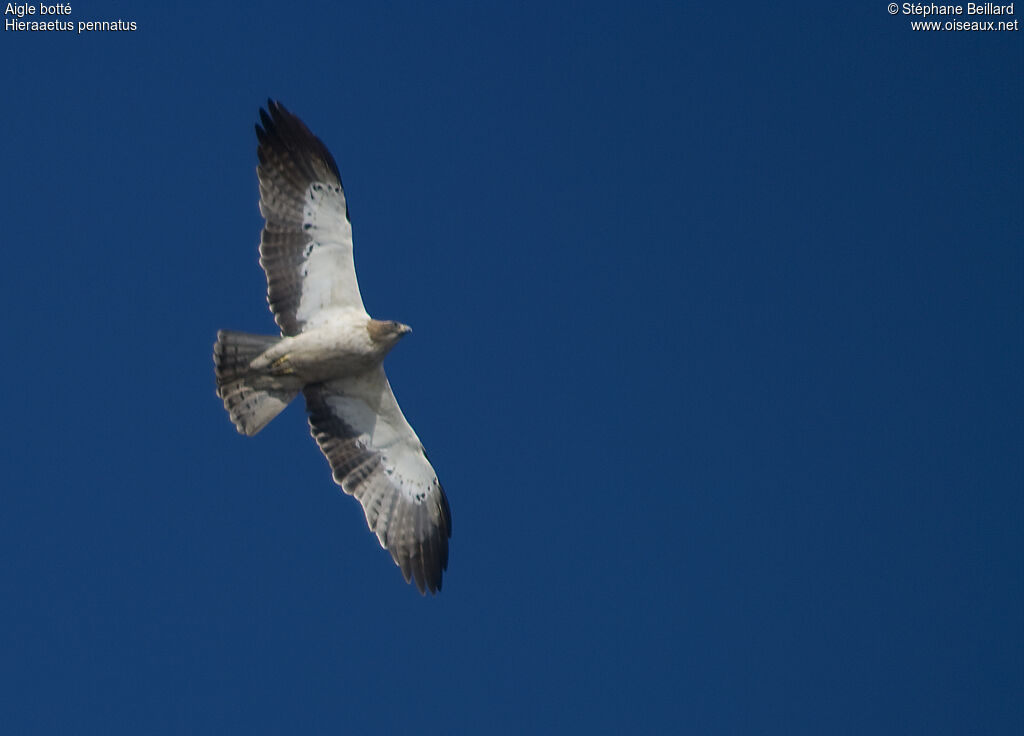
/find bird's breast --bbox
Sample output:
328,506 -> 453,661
280,324 -> 384,383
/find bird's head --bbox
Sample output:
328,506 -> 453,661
367,318 -> 413,348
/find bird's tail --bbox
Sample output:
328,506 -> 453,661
214,330 -> 300,436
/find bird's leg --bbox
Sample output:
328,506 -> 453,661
269,354 -> 295,375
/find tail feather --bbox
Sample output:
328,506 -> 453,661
214,330 -> 300,436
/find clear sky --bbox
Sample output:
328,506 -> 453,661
1,2 -> 1021,734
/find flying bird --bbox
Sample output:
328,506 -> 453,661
214,101 -> 451,594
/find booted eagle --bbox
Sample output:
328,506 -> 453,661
214,101 -> 451,594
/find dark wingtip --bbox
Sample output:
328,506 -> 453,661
254,98 -> 342,183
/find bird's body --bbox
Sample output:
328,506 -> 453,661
214,101 -> 451,594
250,314 -> 406,383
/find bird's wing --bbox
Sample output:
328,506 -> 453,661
256,100 -> 364,336
304,369 -> 452,594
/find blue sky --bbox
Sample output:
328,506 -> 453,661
1,2 -> 1021,733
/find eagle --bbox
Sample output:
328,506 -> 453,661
214,101 -> 451,594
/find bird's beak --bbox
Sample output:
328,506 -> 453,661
400,323 -> 413,335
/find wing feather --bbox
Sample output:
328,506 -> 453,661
256,100 -> 365,336
304,370 -> 451,594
